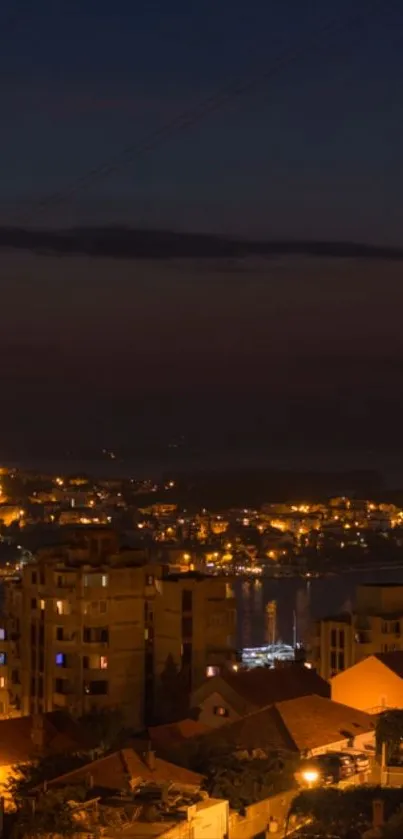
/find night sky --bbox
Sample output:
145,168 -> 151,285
0,0 -> 403,472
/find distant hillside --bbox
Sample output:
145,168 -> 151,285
0,227 -> 402,260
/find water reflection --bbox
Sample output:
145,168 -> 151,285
235,567 -> 403,648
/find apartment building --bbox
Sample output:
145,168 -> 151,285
2,540 -> 236,728
310,583 -> 403,681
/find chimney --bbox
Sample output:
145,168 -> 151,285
146,748 -> 156,771
31,714 -> 46,753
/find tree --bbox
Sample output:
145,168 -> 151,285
7,753 -> 92,805
376,710 -> 403,764
78,706 -> 126,752
203,753 -> 295,811
287,786 -> 403,837
11,785 -> 88,839
154,655 -> 190,724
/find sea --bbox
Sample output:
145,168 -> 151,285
235,568 -> 403,649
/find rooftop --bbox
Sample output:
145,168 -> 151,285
0,711 -> 94,766
205,694 -> 375,754
217,663 -> 330,706
47,747 -> 203,792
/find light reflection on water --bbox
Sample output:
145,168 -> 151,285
235,567 -> 403,648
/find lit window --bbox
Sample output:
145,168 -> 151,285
0,630 -> 5,641
213,706 -> 228,717
56,600 -> 63,615
55,653 -> 64,666
0,654 -> 6,666
40,600 -> 45,610
0,677 -> 5,688
100,656 -> 108,670
101,575 -> 108,587
206,666 -> 219,678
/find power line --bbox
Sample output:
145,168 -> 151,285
20,0 -> 385,223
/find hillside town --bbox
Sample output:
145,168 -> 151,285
0,466 -> 403,581
0,467 -> 401,835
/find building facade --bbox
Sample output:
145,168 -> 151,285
310,583 -> 403,681
1,542 -> 236,728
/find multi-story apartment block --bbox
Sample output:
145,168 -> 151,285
2,531 -> 236,728
310,583 -> 403,681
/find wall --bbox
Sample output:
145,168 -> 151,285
331,656 -> 403,713
197,691 -> 240,728
229,790 -> 297,839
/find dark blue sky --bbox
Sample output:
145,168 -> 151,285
1,0 -> 403,467
1,0 -> 402,241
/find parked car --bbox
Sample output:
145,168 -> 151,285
296,752 -> 355,786
342,749 -> 370,773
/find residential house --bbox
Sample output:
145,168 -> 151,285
199,694 -> 375,758
191,664 -> 330,728
46,744 -> 204,794
310,583 -> 403,681
0,710 -> 93,794
149,719 -> 212,755
331,651 -> 403,713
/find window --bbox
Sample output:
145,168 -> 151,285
338,652 -> 345,670
83,680 -> 108,696
330,629 -> 337,648
214,706 -> 229,717
330,651 -> 337,671
381,621 -> 389,634
31,598 -> 37,610
100,656 -> 108,670
55,678 -> 63,693
40,600 -> 45,611
83,627 -> 109,644
0,677 -> 6,689
83,573 -> 108,588
0,629 -> 6,641
146,575 -> 154,586
56,627 -> 63,641
32,572 -> 37,585
39,572 -> 45,585
0,653 -> 6,666
55,653 -> 65,666
339,629 -> 345,649
182,590 -> 193,612
206,666 -> 219,678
